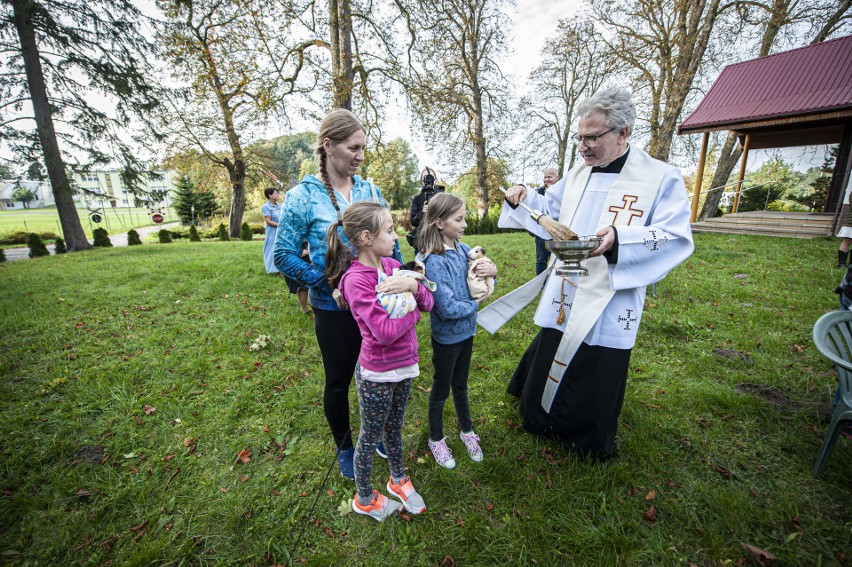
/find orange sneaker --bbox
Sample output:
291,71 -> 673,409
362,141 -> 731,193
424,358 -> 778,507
386,476 -> 426,514
352,490 -> 401,521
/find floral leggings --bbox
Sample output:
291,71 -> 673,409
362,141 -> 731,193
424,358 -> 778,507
353,364 -> 411,502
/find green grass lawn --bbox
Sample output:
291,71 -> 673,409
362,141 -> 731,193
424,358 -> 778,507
0,233 -> 849,565
0,205 -> 177,239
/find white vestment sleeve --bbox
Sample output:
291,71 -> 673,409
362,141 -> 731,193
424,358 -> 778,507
610,166 -> 694,291
498,178 -> 568,240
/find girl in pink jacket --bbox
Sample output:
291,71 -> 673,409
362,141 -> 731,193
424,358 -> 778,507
326,202 -> 434,522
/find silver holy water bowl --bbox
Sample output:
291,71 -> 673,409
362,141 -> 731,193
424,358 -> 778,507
546,237 -> 602,277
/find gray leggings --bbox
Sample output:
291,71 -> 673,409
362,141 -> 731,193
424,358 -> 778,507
353,365 -> 411,501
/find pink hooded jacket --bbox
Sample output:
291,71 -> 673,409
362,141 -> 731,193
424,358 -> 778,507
339,257 -> 434,373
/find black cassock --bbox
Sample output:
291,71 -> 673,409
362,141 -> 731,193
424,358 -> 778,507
507,328 -> 631,460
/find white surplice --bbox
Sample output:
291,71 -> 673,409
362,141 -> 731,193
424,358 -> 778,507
482,145 -> 694,362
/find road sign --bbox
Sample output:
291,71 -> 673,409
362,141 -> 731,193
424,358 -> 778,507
152,213 -> 164,224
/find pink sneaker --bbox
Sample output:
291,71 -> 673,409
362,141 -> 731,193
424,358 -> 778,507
459,431 -> 483,462
427,437 -> 456,469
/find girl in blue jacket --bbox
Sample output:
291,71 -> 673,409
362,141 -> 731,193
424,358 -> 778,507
417,192 -> 497,469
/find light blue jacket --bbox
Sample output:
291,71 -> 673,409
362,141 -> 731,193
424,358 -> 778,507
273,174 -> 400,311
422,241 -> 480,345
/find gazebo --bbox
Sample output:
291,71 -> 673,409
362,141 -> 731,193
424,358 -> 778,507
678,34 -> 852,228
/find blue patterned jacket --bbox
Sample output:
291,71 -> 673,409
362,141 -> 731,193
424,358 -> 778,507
273,174 -> 400,311
422,241 -> 480,345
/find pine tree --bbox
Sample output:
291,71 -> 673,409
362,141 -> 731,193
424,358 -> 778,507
158,229 -> 173,243
92,228 -> 112,247
217,223 -> 229,241
27,233 -> 49,257
172,174 -> 196,225
127,229 -> 142,245
54,237 -> 66,253
188,224 -> 200,242
240,222 -> 253,241
3,0 -> 160,252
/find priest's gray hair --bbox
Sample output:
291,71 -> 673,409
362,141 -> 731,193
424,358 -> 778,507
577,86 -> 636,136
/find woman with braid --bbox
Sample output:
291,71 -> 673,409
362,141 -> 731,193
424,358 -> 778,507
274,109 -> 403,479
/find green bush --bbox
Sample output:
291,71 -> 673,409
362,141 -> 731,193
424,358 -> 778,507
767,199 -> 809,212
240,222 -> 253,241
127,229 -> 142,246
252,224 -> 265,235
0,248 -> 6,262
54,237 -> 66,254
27,233 -> 50,258
217,223 -> 229,241
92,227 -> 112,247
158,229 -> 173,243
189,225 -> 201,242
0,230 -> 58,246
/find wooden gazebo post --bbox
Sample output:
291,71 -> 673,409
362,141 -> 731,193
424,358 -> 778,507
731,134 -> 751,214
691,132 -> 710,223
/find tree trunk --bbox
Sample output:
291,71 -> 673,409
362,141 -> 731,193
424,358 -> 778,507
472,74 -> 488,217
699,132 -> 741,219
330,0 -> 353,110
222,156 -> 246,238
12,0 -> 91,251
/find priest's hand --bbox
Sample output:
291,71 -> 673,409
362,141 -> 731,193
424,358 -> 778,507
589,226 -> 615,257
504,185 -> 527,205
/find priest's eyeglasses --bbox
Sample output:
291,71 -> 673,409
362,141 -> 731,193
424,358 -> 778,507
571,128 -> 615,146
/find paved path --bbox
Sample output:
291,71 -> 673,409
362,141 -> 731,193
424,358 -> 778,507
4,222 -> 180,262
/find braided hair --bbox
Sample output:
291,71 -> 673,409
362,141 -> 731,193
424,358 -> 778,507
315,109 -> 366,223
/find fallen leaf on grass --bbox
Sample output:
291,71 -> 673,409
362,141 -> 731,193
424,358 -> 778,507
791,344 -> 805,353
326,489 -> 335,497
441,556 -> 455,567
239,474 -> 249,482
219,487 -> 227,493
143,405 -> 156,415
323,526 -> 335,539
337,498 -> 352,515
129,520 -> 149,532
645,491 -> 656,501
416,385 -> 431,394
741,543 -> 775,565
236,449 -> 251,464
486,502 -> 494,511
300,491 -> 309,497
163,455 -> 175,462
711,463 -> 735,479
791,516 -> 803,532
399,512 -> 412,521
271,489 -> 281,497
455,516 -> 465,527
643,505 -> 657,523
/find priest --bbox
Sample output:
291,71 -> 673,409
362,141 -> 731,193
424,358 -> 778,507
479,87 -> 694,460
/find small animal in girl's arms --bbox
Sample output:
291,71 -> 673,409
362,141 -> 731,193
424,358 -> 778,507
466,245 -> 496,301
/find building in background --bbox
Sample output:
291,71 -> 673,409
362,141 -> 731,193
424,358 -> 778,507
0,170 -> 177,210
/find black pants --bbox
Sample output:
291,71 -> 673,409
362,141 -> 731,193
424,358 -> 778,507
314,308 -> 362,451
429,336 -> 474,441
508,328 -> 631,459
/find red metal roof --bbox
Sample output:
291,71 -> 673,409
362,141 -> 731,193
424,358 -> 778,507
679,34 -> 852,134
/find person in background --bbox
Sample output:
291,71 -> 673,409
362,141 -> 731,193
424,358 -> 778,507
534,168 -> 560,275
274,109 -> 403,479
835,177 -> 852,267
262,187 -> 282,275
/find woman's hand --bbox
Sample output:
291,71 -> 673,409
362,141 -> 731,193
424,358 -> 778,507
376,275 -> 418,295
332,288 -> 349,309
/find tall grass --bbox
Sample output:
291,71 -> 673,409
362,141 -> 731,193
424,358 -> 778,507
0,233 -> 849,566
